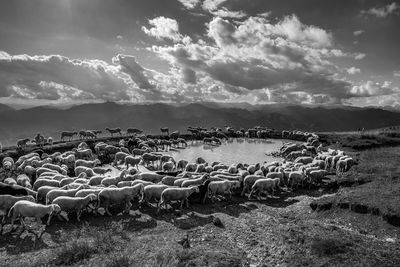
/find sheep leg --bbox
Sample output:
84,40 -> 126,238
46,214 -> 53,226
76,210 -> 81,222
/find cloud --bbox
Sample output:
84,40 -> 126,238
346,67 -> 361,75
394,70 -> 400,77
177,0 -> 201,9
202,0 -> 247,18
151,15 -> 364,105
350,80 -> 395,97
142,17 -> 183,42
353,30 -> 364,36
354,53 -> 366,60
361,2 -> 399,18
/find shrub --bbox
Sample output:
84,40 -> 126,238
53,240 -> 94,265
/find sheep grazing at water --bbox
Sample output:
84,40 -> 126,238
8,201 -> 61,228
105,127 -> 122,137
52,194 -> 97,222
157,186 -> 199,213
61,131 -> 78,141
98,184 -> 144,216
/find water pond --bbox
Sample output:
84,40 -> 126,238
163,138 -> 288,165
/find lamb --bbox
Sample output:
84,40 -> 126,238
17,174 -> 32,189
75,159 -> 101,169
74,166 -> 96,177
158,186 -> 199,213
46,184 -> 90,204
8,200 -> 61,228
249,178 -> 280,200
52,194 -> 97,222
181,174 -> 209,187
0,182 -> 29,196
93,167 -> 112,176
61,131 -> 78,141
125,155 -> 141,170
98,184 -> 144,216
203,180 -> 240,203
105,127 -> 122,136
140,184 -> 171,208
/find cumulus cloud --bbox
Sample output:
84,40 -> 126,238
202,0 -> 247,18
350,80 -> 394,97
177,0 -> 201,9
142,17 -> 183,42
361,2 -> 399,18
151,15 -> 367,105
354,53 -> 366,60
346,67 -> 361,75
353,30 -> 364,36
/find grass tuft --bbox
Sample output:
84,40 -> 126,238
53,240 -> 94,266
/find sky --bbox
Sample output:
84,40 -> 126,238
0,0 -> 400,109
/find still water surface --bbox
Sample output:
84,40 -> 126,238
163,138 -> 287,165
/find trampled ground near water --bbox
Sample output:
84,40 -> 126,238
1,140 -> 400,266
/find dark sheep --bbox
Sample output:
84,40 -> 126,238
188,180 -> 211,204
0,182 -> 28,196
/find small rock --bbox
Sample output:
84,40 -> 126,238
213,216 -> 224,228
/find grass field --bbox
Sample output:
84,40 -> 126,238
1,136 -> 400,266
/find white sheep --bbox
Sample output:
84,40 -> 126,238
46,184 -> 90,204
42,163 -> 68,175
157,186 -> 199,213
288,171 -> 305,189
33,179 -> 60,191
98,184 -> 144,216
203,180 -> 240,203
75,159 -> 101,168
52,194 -> 97,222
241,175 -> 264,196
181,174 -> 209,187
249,178 -> 280,200
140,184 -> 171,208
8,200 -> 61,228
125,155 -> 141,169
101,170 -> 127,187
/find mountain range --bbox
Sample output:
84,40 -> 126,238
1,102 -> 400,146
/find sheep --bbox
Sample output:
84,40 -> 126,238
213,164 -> 228,171
101,170 -> 127,187
42,163 -> 68,175
142,153 -> 160,167
52,194 -> 97,222
33,179 -> 60,191
176,159 -> 188,171
158,186 -> 199,213
241,175 -> 265,196
75,159 -> 101,168
249,178 -> 280,200
135,172 -> 164,183
98,184 -> 144,216
36,167 -> 58,177
93,167 -> 112,176
185,163 -> 197,172
181,174 -> 209,188
94,142 -> 107,154
88,176 -> 105,186
140,184 -> 171,208
129,180 -> 154,187
309,170 -> 327,184
17,155 -> 40,171
105,127 -> 122,136
30,158 -> 52,168
203,180 -> 240,203
75,188 -> 103,198
161,176 -> 182,186
0,182 -> 29,196
196,157 -> 206,164
125,155 -> 141,170
195,164 -> 207,173
162,161 -> 175,172
47,137 -> 53,146
0,195 -> 35,228
46,184 -> 90,204
37,186 -> 59,202
288,171 -> 305,189
15,152 -> 38,167
17,138 -> 30,148
17,174 -> 32,189
2,157 -> 15,171
61,131 -> 78,141
104,145 -> 121,155
4,178 -> 17,186
74,166 -> 96,177
8,200 -> 61,228
73,148 -> 94,160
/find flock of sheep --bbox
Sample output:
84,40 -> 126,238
0,126 -> 356,233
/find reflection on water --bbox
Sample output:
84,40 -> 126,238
163,138 -> 286,165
